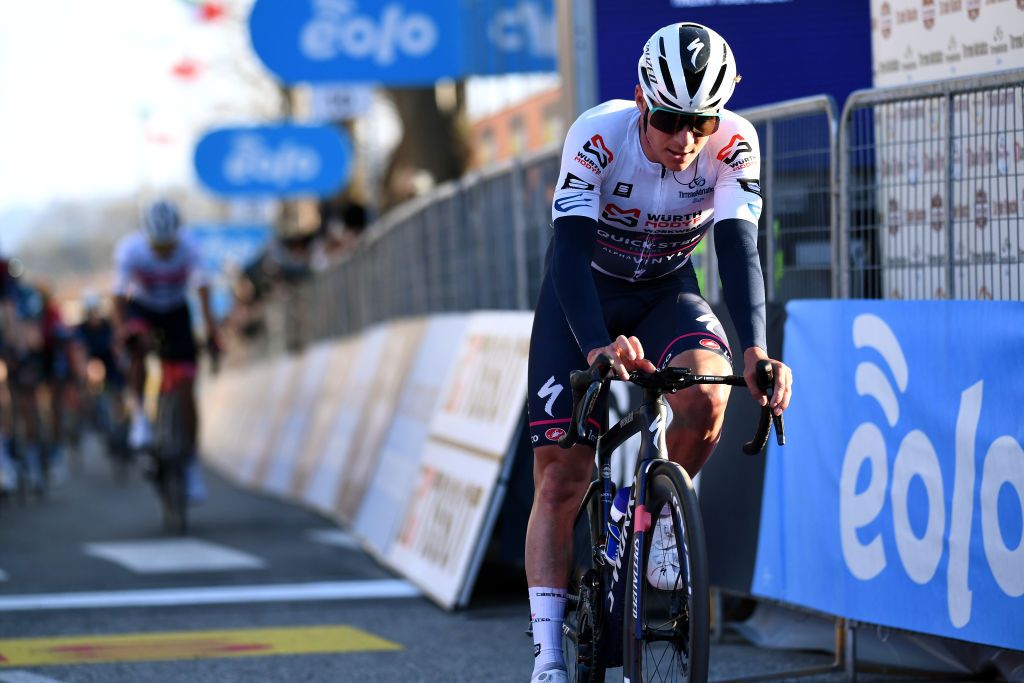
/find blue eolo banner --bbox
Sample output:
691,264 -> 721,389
194,124 -> 352,197
753,301 -> 1024,650
249,0 -> 556,85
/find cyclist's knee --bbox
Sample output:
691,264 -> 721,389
667,383 -> 728,432
533,444 -> 592,510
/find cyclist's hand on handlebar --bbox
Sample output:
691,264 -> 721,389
587,335 -> 657,381
743,347 -> 792,417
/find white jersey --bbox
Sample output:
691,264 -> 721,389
113,231 -> 207,312
551,100 -> 763,282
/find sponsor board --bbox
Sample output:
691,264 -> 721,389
247,354 -> 305,487
336,318 -> 427,522
386,440 -> 500,610
249,0 -> 556,84
261,342 -> 334,498
354,315 -> 470,558
194,125 -> 352,197
870,0 -> 1024,87
303,326 -> 390,514
873,96 -> 1024,300
387,311 -> 532,608
290,336 -> 363,497
754,300 -> 1024,650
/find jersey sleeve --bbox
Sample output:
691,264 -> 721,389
184,237 -> 211,289
550,113 -> 611,224
711,117 -> 763,226
112,236 -> 133,297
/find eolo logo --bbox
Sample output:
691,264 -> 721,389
301,0 -> 439,66
840,314 -> 1024,628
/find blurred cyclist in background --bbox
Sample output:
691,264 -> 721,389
0,251 -> 19,493
112,199 -> 218,501
74,291 -> 128,469
36,281 -> 77,483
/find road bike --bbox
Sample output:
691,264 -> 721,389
559,354 -> 785,682
147,359 -> 196,535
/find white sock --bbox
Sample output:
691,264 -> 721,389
529,586 -> 566,675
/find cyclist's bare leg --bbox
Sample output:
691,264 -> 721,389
664,349 -> 732,478
525,443 -> 594,587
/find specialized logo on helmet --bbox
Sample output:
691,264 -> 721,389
602,204 -> 641,228
686,37 -> 705,68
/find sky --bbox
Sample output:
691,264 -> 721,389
0,1 -> 273,216
0,0 -> 559,252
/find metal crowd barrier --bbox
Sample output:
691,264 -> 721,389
839,68 -> 1024,300
273,95 -> 840,349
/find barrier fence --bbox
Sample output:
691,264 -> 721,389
840,69 -> 1024,300
274,95 -> 840,348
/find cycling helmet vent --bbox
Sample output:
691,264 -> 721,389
638,22 -> 738,115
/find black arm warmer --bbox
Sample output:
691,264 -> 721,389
713,218 -> 767,352
551,216 -> 611,354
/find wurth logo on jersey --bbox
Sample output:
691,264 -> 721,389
602,204 -> 641,227
580,134 -> 614,169
717,134 -> 755,168
644,211 -> 704,229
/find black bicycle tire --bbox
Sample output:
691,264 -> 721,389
155,391 -> 188,535
564,498 -> 606,683
622,460 -> 710,683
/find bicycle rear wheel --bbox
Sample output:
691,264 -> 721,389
154,391 -> 188,535
623,460 -> 709,683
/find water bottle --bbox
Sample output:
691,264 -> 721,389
604,486 -> 631,564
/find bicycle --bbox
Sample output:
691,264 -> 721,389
558,354 -> 785,683
148,358 -> 195,535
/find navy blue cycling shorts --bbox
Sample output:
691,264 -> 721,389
527,262 -> 731,450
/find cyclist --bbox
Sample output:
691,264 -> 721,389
524,23 -> 793,682
112,199 -> 217,501
74,291 -> 126,450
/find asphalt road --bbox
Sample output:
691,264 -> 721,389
0,434 -> 985,683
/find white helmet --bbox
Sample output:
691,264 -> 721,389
638,23 -> 738,114
143,199 -> 181,246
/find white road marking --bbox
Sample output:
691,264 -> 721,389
83,538 -> 264,574
306,529 -> 361,549
0,580 -> 420,612
0,672 -> 68,683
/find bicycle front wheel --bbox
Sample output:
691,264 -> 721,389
623,460 -> 709,683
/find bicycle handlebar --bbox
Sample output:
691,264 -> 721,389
557,354 -> 785,455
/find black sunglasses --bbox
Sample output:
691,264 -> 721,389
643,94 -> 721,137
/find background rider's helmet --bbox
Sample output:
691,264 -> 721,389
637,23 -> 738,114
143,199 -> 181,247
82,289 -> 101,315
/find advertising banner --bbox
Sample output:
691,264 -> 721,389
290,336 -> 363,497
261,342 -> 335,498
872,90 -> 1023,300
336,318 -> 427,522
246,354 -> 304,487
187,224 -> 272,319
302,325 -> 389,514
233,361 -> 279,485
870,0 -> 1024,87
249,0 -> 556,85
353,314 -> 470,558
194,124 -> 352,198
753,300 -> 1024,650
387,311 -> 532,609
